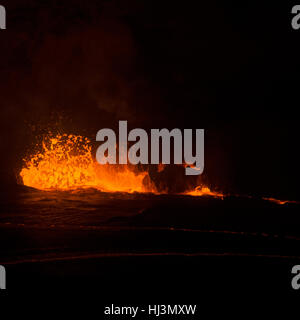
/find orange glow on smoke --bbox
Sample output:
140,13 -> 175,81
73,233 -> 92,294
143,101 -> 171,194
20,134 -> 154,193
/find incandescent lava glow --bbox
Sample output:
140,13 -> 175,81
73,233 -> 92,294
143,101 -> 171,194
18,134 -> 292,204
20,134 -> 154,193
19,133 -> 223,197
185,186 -> 224,198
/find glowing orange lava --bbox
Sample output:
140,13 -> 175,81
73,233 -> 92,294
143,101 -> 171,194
21,133 -> 291,205
262,197 -> 298,205
20,134 -> 154,193
184,186 -> 224,198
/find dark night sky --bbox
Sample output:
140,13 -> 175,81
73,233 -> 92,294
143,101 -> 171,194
0,1 -> 299,199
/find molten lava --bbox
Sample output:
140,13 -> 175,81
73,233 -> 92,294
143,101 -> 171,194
19,133 -> 294,206
19,133 -> 225,197
20,134 -> 154,193
184,186 -> 224,198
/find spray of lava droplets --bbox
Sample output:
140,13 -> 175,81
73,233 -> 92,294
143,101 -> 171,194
20,134 -> 157,193
19,133 -> 225,197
